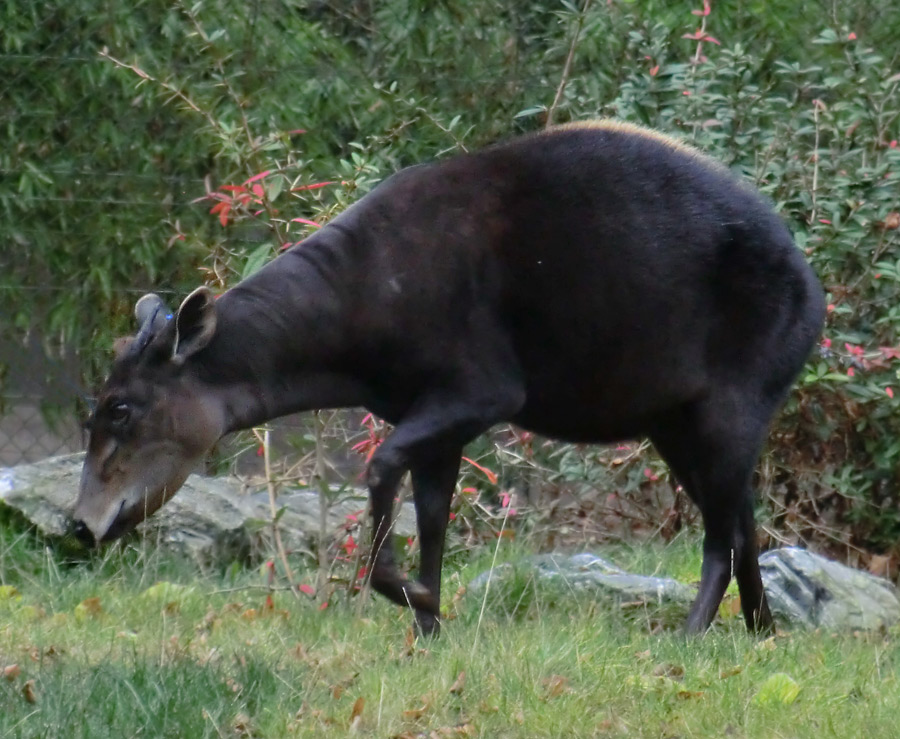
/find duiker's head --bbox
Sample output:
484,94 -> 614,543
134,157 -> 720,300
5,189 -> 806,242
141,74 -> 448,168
73,287 -> 223,545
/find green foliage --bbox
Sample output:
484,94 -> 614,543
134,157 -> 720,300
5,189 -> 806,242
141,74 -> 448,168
505,1 -> 900,552
4,0 -> 900,549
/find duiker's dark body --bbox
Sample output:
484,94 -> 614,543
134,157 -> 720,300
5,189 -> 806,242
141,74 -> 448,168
76,121 -> 825,635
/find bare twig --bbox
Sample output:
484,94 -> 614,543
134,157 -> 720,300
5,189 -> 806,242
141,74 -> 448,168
471,498 -> 513,660
314,411 -> 332,593
809,99 -> 823,226
98,48 -> 223,135
253,427 -> 300,600
546,0 -> 594,128
372,84 -> 469,153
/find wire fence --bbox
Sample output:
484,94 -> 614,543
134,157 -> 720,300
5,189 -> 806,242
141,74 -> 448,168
0,400 -> 83,466
0,329 -> 87,465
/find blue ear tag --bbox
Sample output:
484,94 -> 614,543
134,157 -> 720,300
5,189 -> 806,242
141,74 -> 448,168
165,313 -> 173,321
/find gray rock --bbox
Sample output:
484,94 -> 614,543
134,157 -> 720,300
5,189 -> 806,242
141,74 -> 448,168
0,452 -> 414,566
0,452 -> 84,536
760,547 -> 900,630
468,548 -> 900,631
7,455 -> 898,630
467,552 -> 696,606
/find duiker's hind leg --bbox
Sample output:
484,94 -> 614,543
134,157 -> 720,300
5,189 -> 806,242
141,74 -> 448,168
732,498 -> 772,631
649,397 -> 775,635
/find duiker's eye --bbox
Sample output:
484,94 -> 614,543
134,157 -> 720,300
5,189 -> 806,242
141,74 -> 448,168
109,402 -> 131,425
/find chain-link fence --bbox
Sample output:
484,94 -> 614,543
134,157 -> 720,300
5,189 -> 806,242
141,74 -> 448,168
0,402 -> 81,466
0,282 -> 184,466
0,327 -> 85,465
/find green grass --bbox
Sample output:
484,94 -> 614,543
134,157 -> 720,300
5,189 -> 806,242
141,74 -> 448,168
1,527 -> 899,738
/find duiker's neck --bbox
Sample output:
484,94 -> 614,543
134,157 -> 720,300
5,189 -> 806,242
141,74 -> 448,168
190,230 -> 371,432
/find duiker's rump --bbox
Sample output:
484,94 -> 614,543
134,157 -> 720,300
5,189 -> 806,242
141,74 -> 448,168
75,121 -> 825,635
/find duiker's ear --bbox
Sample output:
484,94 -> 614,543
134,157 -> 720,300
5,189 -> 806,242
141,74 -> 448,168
173,287 -> 217,362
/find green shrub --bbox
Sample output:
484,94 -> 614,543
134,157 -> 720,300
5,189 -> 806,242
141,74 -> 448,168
5,0 -> 900,554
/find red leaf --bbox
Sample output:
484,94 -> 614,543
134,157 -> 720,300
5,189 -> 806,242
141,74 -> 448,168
887,387 -> 894,398
848,32 -> 857,40
691,0 -> 711,16
291,181 -> 337,192
220,185 -> 246,193
318,601 -> 329,611
287,129 -> 307,135
649,64 -> 659,76
298,584 -> 315,597
243,170 -> 271,186
251,184 -> 265,200
462,457 -> 498,484
682,29 -> 721,44
290,217 -> 321,228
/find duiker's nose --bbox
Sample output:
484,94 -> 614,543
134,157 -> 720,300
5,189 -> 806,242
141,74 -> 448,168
71,520 -> 96,548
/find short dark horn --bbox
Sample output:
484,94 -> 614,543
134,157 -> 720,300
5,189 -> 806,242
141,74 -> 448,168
130,293 -> 172,357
